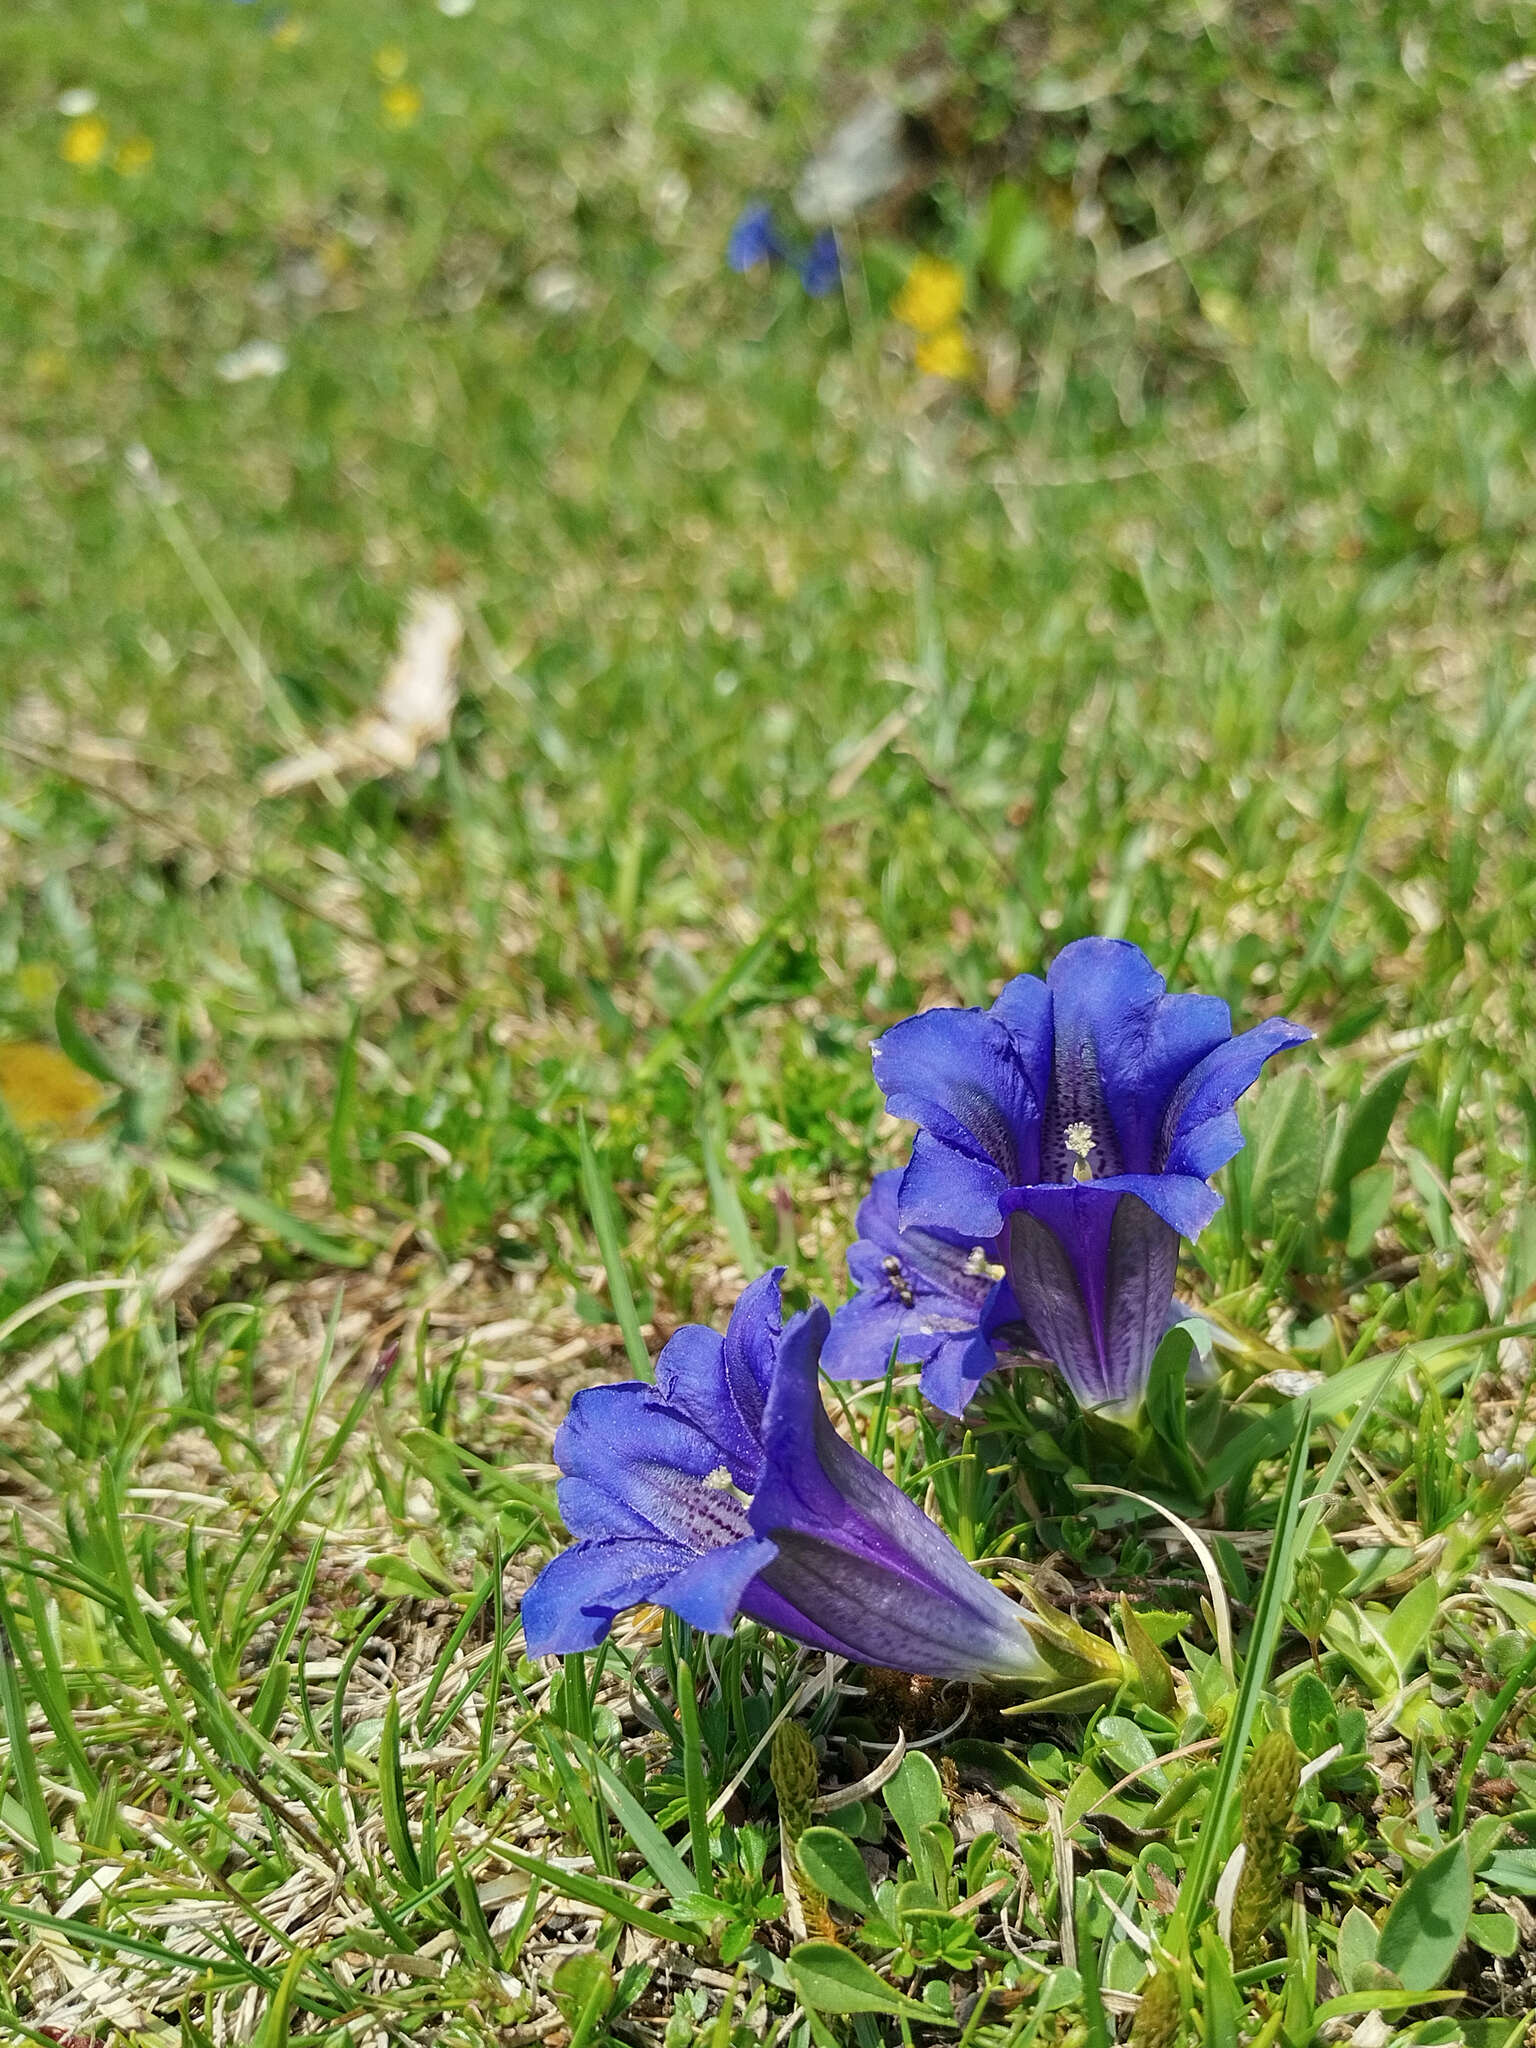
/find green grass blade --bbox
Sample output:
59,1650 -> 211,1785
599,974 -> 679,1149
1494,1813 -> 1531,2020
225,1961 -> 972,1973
577,1111 -> 651,1378
0,1620 -> 54,1871
380,1692 -> 423,1891
578,1736 -> 696,1903
675,1655 -> 716,1897
493,1842 -> 705,1945
701,1110 -> 763,1278
1168,1405 -> 1311,1949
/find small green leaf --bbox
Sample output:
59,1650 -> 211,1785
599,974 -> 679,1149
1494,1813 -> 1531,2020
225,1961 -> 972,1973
918,1819 -> 957,1902
795,1827 -> 877,1918
1122,1605 -> 1179,1720
1037,1968 -> 1083,2013
1095,1714 -> 1166,1791
1143,1326 -> 1205,1494
497,1843 -> 703,1945
1311,1990 -> 1464,2026
1378,1574 -> 1441,1683
580,1742 -> 695,1903
53,987 -> 130,1089
1289,1672 -> 1336,1756
1062,1764 -> 1112,1831
981,179 -> 1050,294
1330,1058 -> 1415,1196
1346,1163 -> 1397,1258
1377,1837 -> 1474,1991
1244,1066 -> 1325,1230
786,1941 -> 950,2021
1337,1905 -> 1380,1992
1468,1911 -> 1519,1959
883,1751 -> 945,1864
552,1952 -> 615,2026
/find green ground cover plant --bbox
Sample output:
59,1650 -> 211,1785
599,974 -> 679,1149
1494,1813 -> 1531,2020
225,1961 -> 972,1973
1,0 -> 1535,2041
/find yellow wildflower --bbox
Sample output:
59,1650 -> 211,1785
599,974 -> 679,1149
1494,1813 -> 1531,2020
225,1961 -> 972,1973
115,136 -> 154,176
0,1042 -> 103,1136
270,16 -> 305,47
15,964 -> 60,1007
373,44 -> 409,81
61,114 -> 108,169
381,82 -> 422,127
893,255 -> 965,335
23,348 -> 70,388
914,324 -> 975,380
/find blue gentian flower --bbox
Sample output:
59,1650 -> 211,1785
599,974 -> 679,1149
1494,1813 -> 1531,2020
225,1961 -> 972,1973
798,229 -> 841,298
822,1169 -> 1028,1415
858,938 -> 1310,1420
521,1271 -> 1052,1683
727,205 -> 838,298
727,201 -> 788,273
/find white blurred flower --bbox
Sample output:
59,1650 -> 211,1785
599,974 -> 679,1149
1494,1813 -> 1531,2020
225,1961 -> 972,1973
526,264 -> 591,315
215,340 -> 288,383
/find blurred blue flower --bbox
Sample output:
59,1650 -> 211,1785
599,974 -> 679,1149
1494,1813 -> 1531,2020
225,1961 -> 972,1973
852,938 -> 1309,1420
727,201 -> 788,273
727,205 -> 839,298
799,229 -> 840,297
521,1270 -> 1051,1682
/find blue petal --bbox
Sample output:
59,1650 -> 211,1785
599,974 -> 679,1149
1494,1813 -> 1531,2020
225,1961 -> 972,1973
720,1266 -> 783,1431
664,1536 -> 781,1634
727,201 -> 785,272
1159,1017 -> 1313,1179
1042,939 -> 1232,1177
555,1474 -> 670,1543
1009,1168 -> 1224,1241
649,1327 -> 741,1462
554,1383 -> 754,1553
850,1164 -> 903,1247
911,1325 -> 1007,1418
825,1169 -> 1018,1414
823,1280 -> 1010,1416
989,971 -> 1055,1102
799,229 -> 840,296
747,1304 -> 1048,1680
898,1131 -> 1010,1238
852,1168 -> 998,1307
822,1286 -> 929,1378
873,1004 -> 1045,1192
521,1536 -> 696,1655
1003,1185 -> 1179,1414
652,1267 -> 784,1485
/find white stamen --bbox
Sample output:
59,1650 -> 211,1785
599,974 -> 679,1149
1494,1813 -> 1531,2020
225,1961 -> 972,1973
1064,1120 -> 1096,1183
702,1466 -> 753,1508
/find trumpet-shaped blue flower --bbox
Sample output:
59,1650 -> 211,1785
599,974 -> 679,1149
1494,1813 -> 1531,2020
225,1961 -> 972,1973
521,1271 -> 1051,1683
822,1169 -> 1029,1414
852,938 -> 1309,1419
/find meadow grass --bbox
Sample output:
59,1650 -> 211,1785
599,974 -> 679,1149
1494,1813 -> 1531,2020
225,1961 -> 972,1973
2,0 -> 1536,2040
